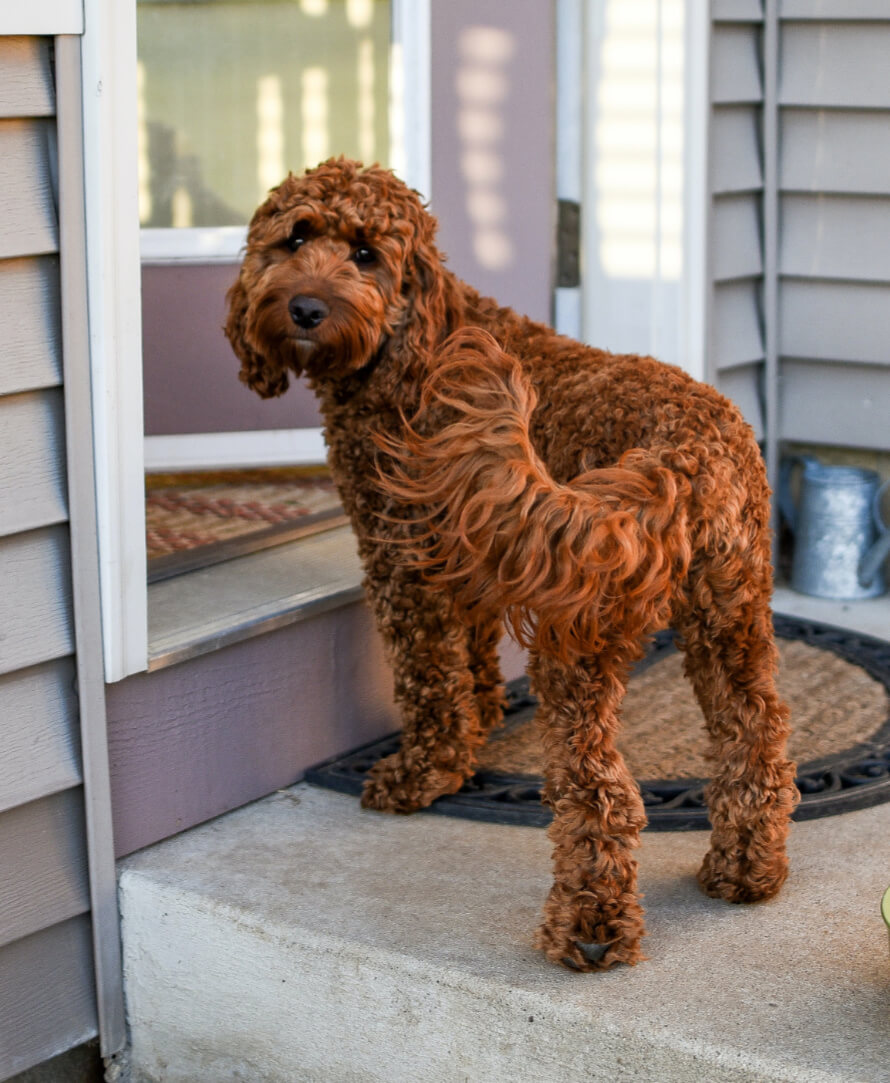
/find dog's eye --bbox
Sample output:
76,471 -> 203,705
287,225 -> 310,252
352,245 -> 377,266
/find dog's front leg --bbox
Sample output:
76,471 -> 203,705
531,648 -> 648,971
360,561 -> 500,814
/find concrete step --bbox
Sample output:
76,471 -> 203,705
118,783 -> 890,1082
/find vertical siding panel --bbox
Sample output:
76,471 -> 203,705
0,917 -> 97,1080
711,23 -> 763,103
781,109 -> 890,194
708,7 -> 765,436
710,106 -> 764,192
781,194 -> 890,281
0,256 -> 62,396
0,389 -> 69,535
776,14 -> 890,448
0,119 -> 59,258
0,789 -> 90,946
0,527 -> 74,676
712,194 -> 763,280
780,23 -> 890,108
0,37 -> 55,116
0,660 -> 81,814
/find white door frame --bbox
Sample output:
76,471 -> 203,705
81,0 -> 146,682
82,0 -> 431,681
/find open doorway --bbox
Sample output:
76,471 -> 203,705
137,0 -> 397,581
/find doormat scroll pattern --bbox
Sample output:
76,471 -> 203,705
305,615 -> 890,831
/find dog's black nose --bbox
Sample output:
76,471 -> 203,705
289,295 -> 329,330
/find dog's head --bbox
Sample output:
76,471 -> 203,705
225,158 -> 460,398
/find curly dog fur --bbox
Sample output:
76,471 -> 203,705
226,158 -> 799,972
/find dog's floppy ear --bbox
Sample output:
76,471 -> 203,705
393,204 -> 464,363
225,273 -> 291,399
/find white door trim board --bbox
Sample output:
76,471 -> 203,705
144,430 -> 327,473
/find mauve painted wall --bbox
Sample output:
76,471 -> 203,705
142,262 -> 323,436
106,602 -> 399,857
429,0 -> 555,323
141,0 -> 555,436
107,599 -> 527,857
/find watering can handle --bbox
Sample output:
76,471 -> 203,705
778,455 -> 820,533
858,479 -> 890,589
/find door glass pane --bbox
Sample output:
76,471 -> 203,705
136,0 -> 392,228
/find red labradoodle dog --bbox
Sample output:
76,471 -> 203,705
226,158 -> 798,972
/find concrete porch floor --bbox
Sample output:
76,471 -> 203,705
118,588 -> 890,1082
119,784 -> 890,1083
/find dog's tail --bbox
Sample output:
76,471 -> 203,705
376,328 -> 694,661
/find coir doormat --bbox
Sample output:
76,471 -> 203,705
306,615 -> 890,830
146,467 -> 347,583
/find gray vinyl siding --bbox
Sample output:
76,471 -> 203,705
707,8 -> 766,439
0,119 -> 59,258
0,37 -> 55,117
707,0 -> 889,456
0,790 -> 90,947
0,660 -> 81,814
0,917 -> 97,1077
775,5 -> 890,448
0,390 -> 68,536
0,257 -> 63,395
0,35 -> 121,1080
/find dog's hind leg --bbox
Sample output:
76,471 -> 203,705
468,612 -> 507,737
531,645 -> 648,971
677,586 -> 798,904
360,565 -> 503,814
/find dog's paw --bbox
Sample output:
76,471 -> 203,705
536,928 -> 645,973
534,889 -> 647,973
361,752 -> 465,814
697,845 -> 789,904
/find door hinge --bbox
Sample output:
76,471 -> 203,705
556,198 -> 580,288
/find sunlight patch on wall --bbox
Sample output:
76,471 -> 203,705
389,39 -> 405,180
137,61 -> 152,224
581,0 -> 688,365
257,75 -> 285,194
592,0 -> 683,281
456,26 -> 516,272
302,67 -> 330,164
347,0 -> 374,28
357,39 -> 376,164
171,186 -> 192,228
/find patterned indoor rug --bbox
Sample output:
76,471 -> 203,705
306,615 -> 890,830
146,467 -> 347,582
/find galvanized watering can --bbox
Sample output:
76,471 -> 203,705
780,456 -> 890,600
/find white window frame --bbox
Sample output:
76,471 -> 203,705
82,0 -> 431,681
139,226 -> 247,264
1,1 -> 83,33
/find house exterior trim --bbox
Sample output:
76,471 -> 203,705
0,2 -> 83,36
56,32 -> 126,1057
81,0 -> 147,682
